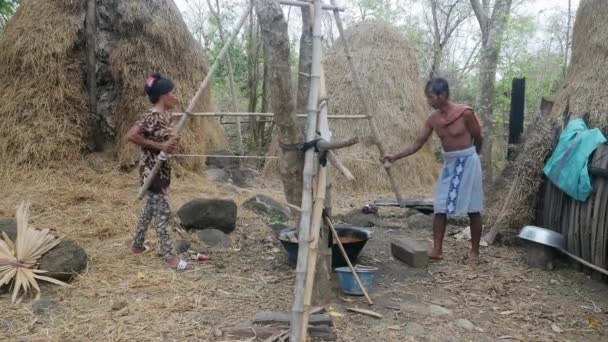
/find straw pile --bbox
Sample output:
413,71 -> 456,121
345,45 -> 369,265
485,0 -> 608,239
0,0 -> 226,171
265,20 -> 440,195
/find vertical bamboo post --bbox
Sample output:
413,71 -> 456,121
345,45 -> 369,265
137,2 -> 253,199
291,1 -> 323,341
329,0 -> 404,206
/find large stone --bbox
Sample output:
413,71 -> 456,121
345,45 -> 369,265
176,198 -> 238,234
391,238 -> 428,268
206,150 -> 240,170
406,213 -> 434,229
197,228 -> 232,248
0,218 -> 17,241
405,322 -> 425,337
340,208 -> 383,227
206,168 -> 229,182
31,299 -> 63,319
243,194 -> 292,222
38,240 -> 88,282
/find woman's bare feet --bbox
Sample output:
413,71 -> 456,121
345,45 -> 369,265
467,250 -> 479,265
429,249 -> 443,260
130,245 -> 149,255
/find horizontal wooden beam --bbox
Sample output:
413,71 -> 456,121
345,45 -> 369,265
173,112 -> 368,119
278,0 -> 345,12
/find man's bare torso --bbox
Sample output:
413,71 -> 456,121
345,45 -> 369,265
428,109 -> 474,152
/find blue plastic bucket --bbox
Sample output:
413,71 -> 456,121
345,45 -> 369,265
335,266 -> 378,296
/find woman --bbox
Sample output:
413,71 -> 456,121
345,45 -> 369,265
125,73 -> 191,270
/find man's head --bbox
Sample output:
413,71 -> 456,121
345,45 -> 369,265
425,77 -> 450,109
145,73 -> 177,109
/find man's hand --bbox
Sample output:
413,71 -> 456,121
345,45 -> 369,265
383,154 -> 396,163
160,138 -> 178,153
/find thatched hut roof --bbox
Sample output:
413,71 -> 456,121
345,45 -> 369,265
0,0 -> 227,170
265,20 -> 440,194
485,0 -> 608,239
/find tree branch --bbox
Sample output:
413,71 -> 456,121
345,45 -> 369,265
470,0 -> 488,35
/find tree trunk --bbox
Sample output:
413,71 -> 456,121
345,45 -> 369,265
477,43 -> 499,181
254,0 -> 303,206
296,5 -> 313,114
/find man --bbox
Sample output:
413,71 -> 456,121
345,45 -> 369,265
125,73 -> 191,270
384,77 -> 483,263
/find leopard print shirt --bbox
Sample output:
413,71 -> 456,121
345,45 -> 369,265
135,109 -> 173,194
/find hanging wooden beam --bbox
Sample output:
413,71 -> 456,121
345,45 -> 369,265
327,151 -> 355,181
278,0 -> 345,11
291,1 -> 323,340
329,0 -> 404,206
137,2 -> 254,199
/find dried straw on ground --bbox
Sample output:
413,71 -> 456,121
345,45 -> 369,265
486,0 -> 608,239
0,0 -> 227,170
265,20 -> 440,195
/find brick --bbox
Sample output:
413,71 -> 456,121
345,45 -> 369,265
391,238 -> 428,268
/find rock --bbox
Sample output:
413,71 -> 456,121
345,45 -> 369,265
0,218 -> 17,241
38,240 -> 88,282
205,150 -> 240,170
243,194 -> 292,222
406,213 -> 434,229
391,238 -> 428,268
197,228 -> 232,248
31,299 -> 63,318
405,322 -> 425,336
206,168 -> 229,182
269,222 -> 289,235
174,240 -> 191,253
525,241 -> 556,270
340,208 -> 383,227
430,304 -> 453,317
456,319 -> 475,331
176,198 -> 237,234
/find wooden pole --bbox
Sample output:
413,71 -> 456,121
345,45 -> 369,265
325,216 -> 373,305
137,2 -> 253,199
329,0 -> 404,206
173,112 -> 368,119
291,1 -> 323,340
278,0 -> 345,11
327,151 -> 355,181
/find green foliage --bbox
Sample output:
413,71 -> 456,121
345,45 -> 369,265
0,0 -> 20,17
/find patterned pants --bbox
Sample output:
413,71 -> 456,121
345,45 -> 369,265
132,192 -> 175,259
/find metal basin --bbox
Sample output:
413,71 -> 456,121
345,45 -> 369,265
518,225 -> 565,249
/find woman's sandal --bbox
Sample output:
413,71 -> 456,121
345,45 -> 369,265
166,259 -> 193,271
130,244 -> 150,255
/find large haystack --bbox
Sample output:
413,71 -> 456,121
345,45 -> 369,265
0,0 -> 227,170
486,0 -> 608,239
265,20 -> 440,194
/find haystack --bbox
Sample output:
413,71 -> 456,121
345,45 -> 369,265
265,20 -> 440,194
486,0 -> 608,238
0,0 -> 227,170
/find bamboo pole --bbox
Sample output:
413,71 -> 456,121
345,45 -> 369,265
325,216 -> 373,304
137,2 -> 253,199
329,0 -> 404,206
291,1 -> 323,340
172,112 -> 368,119
278,0 -> 345,11
327,151 -> 355,181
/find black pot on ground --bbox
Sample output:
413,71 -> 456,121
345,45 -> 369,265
278,225 -> 371,268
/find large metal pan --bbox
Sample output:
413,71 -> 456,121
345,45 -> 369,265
518,225 -> 608,276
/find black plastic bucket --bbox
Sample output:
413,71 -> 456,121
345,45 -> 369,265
278,225 -> 371,268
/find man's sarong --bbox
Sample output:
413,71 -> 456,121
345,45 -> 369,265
433,146 -> 483,217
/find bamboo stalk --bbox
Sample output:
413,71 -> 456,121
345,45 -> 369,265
278,0 -> 345,11
291,1 -> 323,341
327,151 -> 355,181
173,112 -> 368,119
137,2 -> 254,199
316,137 -> 358,151
329,0 -> 404,206
325,216 -> 374,305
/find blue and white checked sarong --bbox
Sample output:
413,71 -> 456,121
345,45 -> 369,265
433,146 -> 483,217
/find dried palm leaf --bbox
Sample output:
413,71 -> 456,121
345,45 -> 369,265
0,201 -> 69,304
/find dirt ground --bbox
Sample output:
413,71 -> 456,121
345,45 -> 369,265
1,164 -> 607,342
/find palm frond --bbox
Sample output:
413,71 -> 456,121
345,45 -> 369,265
0,201 -> 69,304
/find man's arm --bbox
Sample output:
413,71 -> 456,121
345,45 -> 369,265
463,110 -> 483,154
126,124 -> 176,153
387,120 -> 434,162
